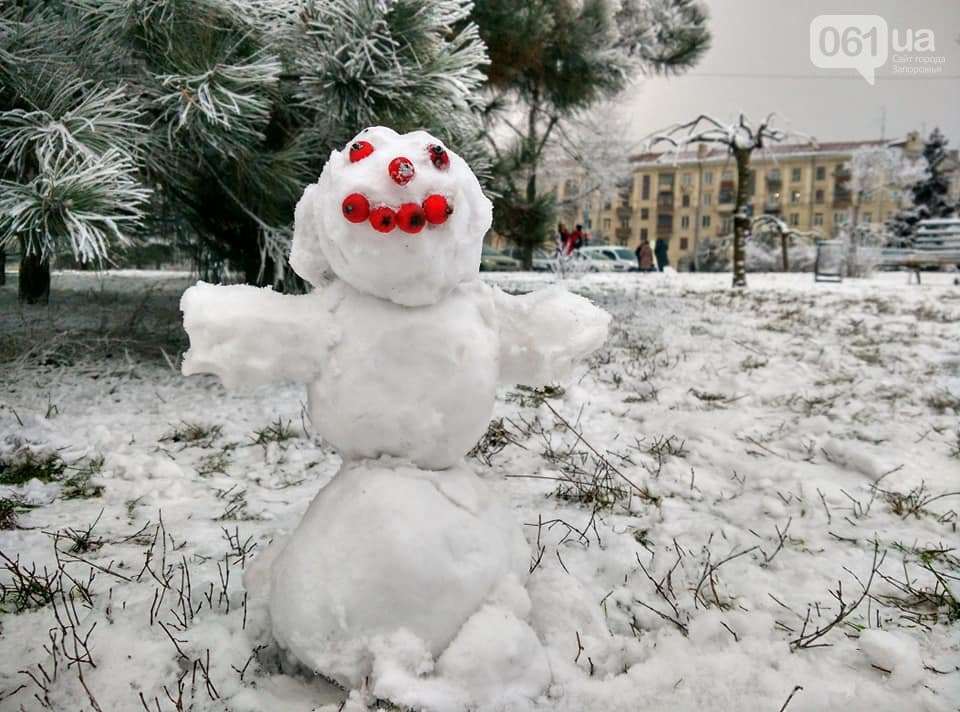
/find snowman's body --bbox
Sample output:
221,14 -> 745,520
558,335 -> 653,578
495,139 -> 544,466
181,127 -> 610,710
307,279 -> 498,470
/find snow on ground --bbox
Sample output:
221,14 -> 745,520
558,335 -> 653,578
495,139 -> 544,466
1,269 -> 959,712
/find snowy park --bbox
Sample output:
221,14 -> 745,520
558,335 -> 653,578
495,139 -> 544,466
1,268 -> 959,711
2,0 -> 960,711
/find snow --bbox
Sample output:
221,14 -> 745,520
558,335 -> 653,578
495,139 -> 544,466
2,268 -> 960,711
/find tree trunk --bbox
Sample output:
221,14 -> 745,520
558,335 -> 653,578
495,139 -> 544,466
732,148 -> 752,288
781,234 -> 790,272
0,247 -> 5,286
19,251 -> 50,304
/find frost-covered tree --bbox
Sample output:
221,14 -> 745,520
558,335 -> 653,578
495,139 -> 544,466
0,2 -> 150,303
749,215 -> 819,272
1,0 -> 488,299
473,0 -> 710,268
847,145 -> 926,228
887,128 -> 957,244
652,113 -> 809,288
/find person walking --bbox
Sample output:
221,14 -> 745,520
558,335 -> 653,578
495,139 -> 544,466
635,241 -> 654,271
654,238 -> 669,272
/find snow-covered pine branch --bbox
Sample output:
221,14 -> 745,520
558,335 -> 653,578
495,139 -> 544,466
296,0 -> 487,139
0,148 -> 150,264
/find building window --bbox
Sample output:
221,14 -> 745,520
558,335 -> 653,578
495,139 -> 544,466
791,167 -> 802,182
789,213 -> 799,226
816,166 -> 826,181
563,179 -> 578,196
620,218 -> 629,229
603,218 -> 612,229
703,193 -> 712,207
659,172 -> 675,187
641,174 -> 650,200
815,189 -> 825,204
657,214 -> 673,229
833,211 -> 847,224
682,172 -> 692,186
791,190 -> 800,205
603,200 -> 612,210
722,170 -> 733,182
680,237 -> 689,250
682,194 -> 690,208
703,171 -> 713,185
768,168 -> 780,181
640,208 -> 649,220
681,215 -> 690,229
702,215 -> 711,228
721,217 -> 732,234
640,227 -> 648,241
813,213 -> 824,226
863,211 -> 872,223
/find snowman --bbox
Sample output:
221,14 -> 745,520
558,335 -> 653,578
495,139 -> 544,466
181,126 -> 610,710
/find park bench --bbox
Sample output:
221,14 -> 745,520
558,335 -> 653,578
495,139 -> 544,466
879,218 -> 960,284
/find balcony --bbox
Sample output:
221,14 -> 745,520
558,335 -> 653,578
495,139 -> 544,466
833,187 -> 852,208
834,165 -> 852,180
656,223 -> 673,237
718,189 -> 735,205
656,192 -> 674,212
615,226 -> 632,242
616,204 -> 633,220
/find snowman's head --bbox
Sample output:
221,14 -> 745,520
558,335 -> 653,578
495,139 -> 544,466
290,127 -> 492,306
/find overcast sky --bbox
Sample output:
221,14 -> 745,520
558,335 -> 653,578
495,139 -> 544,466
623,0 -> 960,148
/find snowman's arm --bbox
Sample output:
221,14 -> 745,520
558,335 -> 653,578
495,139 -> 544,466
493,286 -> 611,386
181,282 -> 337,388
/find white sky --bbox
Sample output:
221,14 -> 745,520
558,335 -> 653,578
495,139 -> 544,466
622,0 -> 960,148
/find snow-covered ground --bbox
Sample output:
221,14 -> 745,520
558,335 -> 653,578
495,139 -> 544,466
1,269 -> 959,712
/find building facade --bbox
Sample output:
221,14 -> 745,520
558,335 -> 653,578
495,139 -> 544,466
546,131 -> 960,269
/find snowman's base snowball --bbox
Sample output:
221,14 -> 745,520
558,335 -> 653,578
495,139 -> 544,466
246,459 -> 548,707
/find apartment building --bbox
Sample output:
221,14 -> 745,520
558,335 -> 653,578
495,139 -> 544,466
548,131 -> 960,269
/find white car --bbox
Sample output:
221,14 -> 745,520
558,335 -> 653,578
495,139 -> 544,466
576,246 -> 632,271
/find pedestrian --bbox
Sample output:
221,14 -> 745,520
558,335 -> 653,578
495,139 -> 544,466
563,224 -> 578,256
654,238 -> 669,272
635,241 -> 654,271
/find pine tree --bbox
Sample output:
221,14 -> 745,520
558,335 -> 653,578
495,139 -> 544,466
0,1 -> 150,303
887,128 -> 957,245
1,0 -> 488,299
472,0 -> 710,268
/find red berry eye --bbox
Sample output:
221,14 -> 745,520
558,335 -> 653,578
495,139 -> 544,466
341,193 -> 370,223
349,141 -> 374,162
428,144 -> 449,170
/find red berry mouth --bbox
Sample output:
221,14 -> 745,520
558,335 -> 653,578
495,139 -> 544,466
340,193 -> 452,234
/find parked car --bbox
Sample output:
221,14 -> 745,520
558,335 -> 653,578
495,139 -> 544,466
577,245 -> 634,271
479,246 -> 521,272
500,247 -> 554,271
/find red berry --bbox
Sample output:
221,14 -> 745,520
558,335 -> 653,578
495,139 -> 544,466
369,206 -> 397,233
396,203 -> 426,234
388,157 -> 415,185
349,141 -> 374,162
341,193 -> 370,223
427,144 -> 449,170
422,194 -> 452,224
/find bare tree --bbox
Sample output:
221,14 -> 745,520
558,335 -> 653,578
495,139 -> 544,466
750,215 -> 822,272
651,114 -> 811,287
